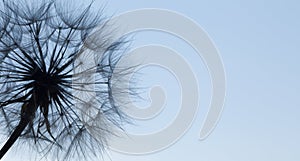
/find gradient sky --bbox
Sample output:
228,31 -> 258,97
2,0 -> 300,161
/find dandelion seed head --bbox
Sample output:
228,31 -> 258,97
0,0 -> 132,160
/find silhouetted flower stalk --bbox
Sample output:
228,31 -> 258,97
0,0 -> 130,160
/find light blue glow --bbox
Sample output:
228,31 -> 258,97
102,0 -> 300,161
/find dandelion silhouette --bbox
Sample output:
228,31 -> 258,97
0,0 -> 131,160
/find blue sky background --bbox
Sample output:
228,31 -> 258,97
2,0 -> 300,160
103,0 -> 300,161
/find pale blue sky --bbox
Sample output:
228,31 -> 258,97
2,0 -> 300,161
102,0 -> 300,161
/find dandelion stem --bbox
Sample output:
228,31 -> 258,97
0,98 -> 37,159
0,118 -> 29,159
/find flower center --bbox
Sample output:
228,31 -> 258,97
30,68 -> 61,105
32,70 -> 56,87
